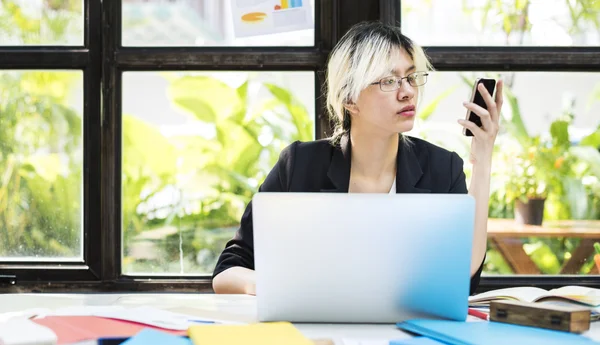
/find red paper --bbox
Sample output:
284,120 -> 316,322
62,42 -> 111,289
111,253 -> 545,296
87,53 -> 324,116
32,316 -> 187,344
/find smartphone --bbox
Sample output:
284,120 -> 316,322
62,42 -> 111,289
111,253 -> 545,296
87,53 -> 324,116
463,78 -> 496,136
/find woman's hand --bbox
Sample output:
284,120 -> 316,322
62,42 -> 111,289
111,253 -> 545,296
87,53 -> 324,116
458,80 -> 504,165
458,80 -> 504,277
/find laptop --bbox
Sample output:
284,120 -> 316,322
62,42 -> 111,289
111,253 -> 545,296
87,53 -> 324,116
252,192 -> 476,324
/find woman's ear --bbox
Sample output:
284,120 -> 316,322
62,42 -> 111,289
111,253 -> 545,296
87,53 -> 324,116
343,101 -> 358,115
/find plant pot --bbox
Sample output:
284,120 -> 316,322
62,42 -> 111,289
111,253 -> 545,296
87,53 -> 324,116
515,198 -> 546,226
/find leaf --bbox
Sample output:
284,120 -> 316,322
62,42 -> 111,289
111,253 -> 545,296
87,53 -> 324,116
232,141 -> 263,176
524,241 -> 560,274
172,98 -> 216,122
458,73 -> 473,87
580,127 -> 600,148
202,164 -> 256,193
502,87 -> 531,147
550,120 -> 570,148
264,83 -> 313,141
237,80 -> 248,104
168,76 -> 241,122
503,14 -> 512,34
18,163 -> 36,175
586,83 -> 600,110
418,84 -> 458,121
562,177 -> 589,220
122,114 -> 177,178
570,146 -> 600,179
24,154 -> 63,182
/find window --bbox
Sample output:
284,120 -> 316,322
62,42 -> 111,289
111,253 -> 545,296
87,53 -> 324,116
0,0 -> 84,46
2,0 -> 597,292
400,0 -> 600,288
121,71 -> 315,275
0,70 -> 84,261
401,0 -> 600,46
0,0 -> 100,284
122,0 -> 316,46
0,0 -> 341,291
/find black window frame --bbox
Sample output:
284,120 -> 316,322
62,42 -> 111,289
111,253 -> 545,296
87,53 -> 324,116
1,0 -> 599,293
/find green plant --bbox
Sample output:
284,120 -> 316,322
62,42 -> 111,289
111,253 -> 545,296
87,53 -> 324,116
493,86 -> 600,221
121,73 -> 315,274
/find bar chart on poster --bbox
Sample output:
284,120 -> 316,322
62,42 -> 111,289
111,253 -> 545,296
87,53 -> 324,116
275,0 -> 304,10
231,0 -> 313,38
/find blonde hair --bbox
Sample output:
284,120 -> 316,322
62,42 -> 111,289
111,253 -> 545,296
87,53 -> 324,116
325,21 -> 433,144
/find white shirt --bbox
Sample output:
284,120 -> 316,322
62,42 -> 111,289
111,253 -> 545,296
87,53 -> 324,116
389,178 -> 396,194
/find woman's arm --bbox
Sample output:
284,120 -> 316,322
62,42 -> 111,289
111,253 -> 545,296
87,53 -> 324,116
212,266 -> 256,295
467,159 -> 492,276
458,80 -> 504,277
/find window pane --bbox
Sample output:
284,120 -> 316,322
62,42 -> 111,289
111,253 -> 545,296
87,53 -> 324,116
401,0 -> 600,46
408,71 -> 600,275
122,0 -> 315,47
0,70 -> 83,261
0,0 -> 83,46
122,71 -> 315,275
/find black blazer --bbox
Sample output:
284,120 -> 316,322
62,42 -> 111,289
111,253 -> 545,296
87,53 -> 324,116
212,134 -> 485,294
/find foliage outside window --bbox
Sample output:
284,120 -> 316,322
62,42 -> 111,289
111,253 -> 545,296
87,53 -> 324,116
403,0 -> 600,275
0,0 -> 83,260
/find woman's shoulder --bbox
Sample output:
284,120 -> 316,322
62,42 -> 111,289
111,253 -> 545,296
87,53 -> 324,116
279,138 -> 337,162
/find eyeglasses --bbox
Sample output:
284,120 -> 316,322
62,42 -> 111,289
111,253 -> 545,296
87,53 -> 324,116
370,72 -> 429,92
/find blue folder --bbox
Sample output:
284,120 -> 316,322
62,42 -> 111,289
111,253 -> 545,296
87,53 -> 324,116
397,319 -> 600,345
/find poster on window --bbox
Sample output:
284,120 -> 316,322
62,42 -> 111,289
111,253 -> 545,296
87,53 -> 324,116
231,0 -> 313,38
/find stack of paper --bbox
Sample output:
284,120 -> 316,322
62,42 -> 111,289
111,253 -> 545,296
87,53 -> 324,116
0,318 -> 57,345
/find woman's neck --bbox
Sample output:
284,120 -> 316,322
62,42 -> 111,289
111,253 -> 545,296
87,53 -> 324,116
349,130 -> 399,180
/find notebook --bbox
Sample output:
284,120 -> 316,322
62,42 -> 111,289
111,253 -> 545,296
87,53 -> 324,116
469,286 -> 600,307
187,322 -> 313,345
397,319 -> 600,345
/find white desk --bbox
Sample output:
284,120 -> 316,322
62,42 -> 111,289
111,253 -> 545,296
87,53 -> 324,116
2,293 -> 600,344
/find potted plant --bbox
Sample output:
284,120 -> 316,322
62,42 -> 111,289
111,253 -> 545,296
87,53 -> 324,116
501,143 -> 550,225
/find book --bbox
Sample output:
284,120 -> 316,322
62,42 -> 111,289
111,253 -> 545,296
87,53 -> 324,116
469,285 -> 600,308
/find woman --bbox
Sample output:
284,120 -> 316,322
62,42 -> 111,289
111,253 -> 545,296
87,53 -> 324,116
212,21 -> 502,295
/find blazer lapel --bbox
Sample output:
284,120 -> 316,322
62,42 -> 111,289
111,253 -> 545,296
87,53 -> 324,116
395,138 -> 431,193
321,134 -> 351,192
